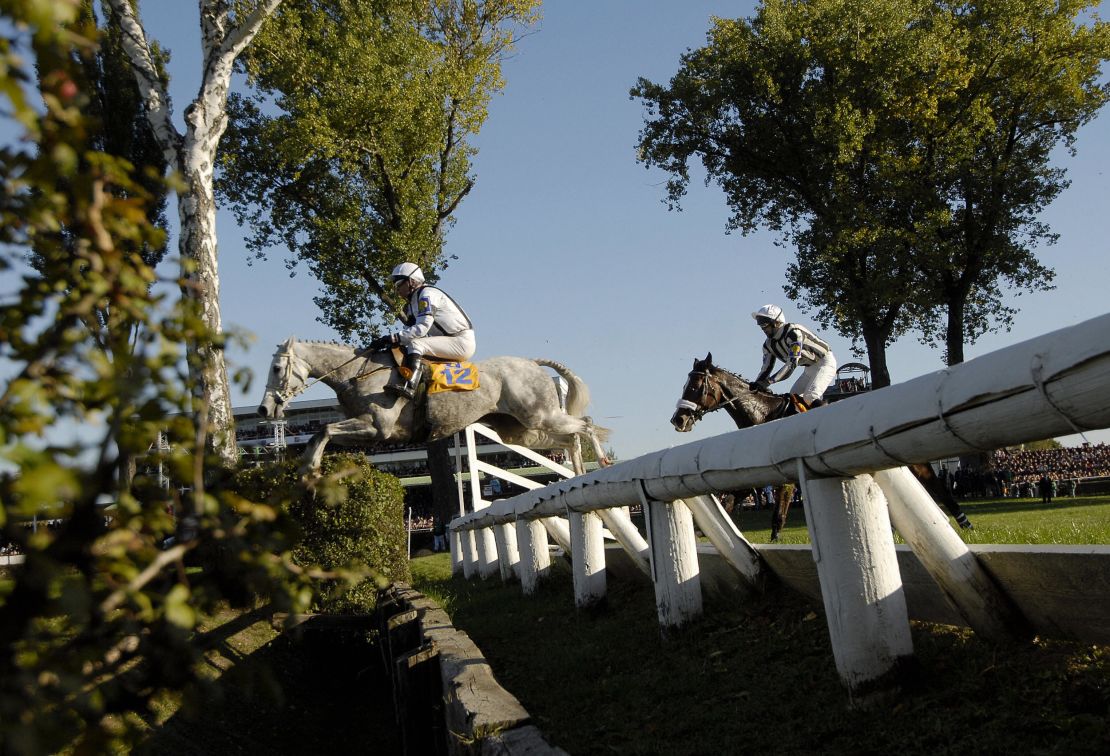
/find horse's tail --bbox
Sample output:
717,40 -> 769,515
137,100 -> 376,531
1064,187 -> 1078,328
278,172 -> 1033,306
533,358 -> 591,416
533,359 -> 611,443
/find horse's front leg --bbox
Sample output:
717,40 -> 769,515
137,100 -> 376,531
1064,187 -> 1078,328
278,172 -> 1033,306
301,429 -> 332,475
299,416 -> 384,474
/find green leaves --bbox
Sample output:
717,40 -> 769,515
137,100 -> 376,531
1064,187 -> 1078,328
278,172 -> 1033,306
218,0 -> 539,341
0,4 -> 342,751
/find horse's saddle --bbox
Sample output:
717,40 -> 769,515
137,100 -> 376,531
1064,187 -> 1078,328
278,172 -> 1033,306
773,393 -> 815,420
390,347 -> 480,395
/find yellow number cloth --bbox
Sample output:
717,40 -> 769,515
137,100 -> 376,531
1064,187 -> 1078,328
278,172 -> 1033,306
427,362 -> 480,394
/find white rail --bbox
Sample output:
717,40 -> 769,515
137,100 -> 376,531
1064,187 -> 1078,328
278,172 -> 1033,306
455,314 -> 1110,527
449,313 -> 1110,700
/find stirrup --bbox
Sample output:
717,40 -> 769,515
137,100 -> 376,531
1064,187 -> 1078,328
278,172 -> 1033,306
385,380 -> 416,400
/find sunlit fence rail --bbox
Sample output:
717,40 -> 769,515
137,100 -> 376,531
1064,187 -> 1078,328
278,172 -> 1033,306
449,313 -> 1110,699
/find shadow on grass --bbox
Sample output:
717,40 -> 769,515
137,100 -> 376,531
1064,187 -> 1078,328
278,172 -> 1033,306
415,556 -> 1110,755
139,623 -> 397,756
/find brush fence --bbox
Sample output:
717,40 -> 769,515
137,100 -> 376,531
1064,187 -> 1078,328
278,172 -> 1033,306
449,313 -> 1110,698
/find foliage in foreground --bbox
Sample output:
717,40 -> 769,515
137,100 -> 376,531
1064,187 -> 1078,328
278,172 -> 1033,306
0,6 -> 323,752
233,454 -> 410,613
412,555 -> 1109,755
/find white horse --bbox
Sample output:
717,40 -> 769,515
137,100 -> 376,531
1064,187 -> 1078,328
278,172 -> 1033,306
257,337 -> 610,471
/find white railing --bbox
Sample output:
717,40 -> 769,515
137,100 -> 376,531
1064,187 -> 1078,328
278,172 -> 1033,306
449,313 -> 1110,700
452,423 -> 652,590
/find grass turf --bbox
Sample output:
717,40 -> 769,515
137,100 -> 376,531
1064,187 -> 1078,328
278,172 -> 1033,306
410,496 -> 1110,755
732,493 -> 1110,545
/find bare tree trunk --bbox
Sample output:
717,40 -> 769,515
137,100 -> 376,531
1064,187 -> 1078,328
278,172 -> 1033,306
945,297 -> 966,366
861,325 -> 892,389
108,0 -> 283,468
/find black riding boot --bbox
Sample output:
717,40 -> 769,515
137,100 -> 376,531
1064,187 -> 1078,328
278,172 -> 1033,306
386,352 -> 424,400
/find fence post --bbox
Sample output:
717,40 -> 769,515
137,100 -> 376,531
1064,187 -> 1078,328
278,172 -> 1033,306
462,529 -> 477,579
684,495 -> 763,586
640,486 -> 703,631
874,467 -> 1031,641
476,527 -> 499,579
449,528 -> 463,575
568,510 -> 606,608
515,518 -> 551,595
798,463 -> 914,702
597,507 -> 651,576
494,522 -> 520,583
542,516 -> 572,553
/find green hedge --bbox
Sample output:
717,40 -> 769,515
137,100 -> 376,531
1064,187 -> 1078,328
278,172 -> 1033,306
233,454 -> 409,613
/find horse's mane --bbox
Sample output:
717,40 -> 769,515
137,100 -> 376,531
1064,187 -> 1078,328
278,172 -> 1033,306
278,337 -> 355,348
707,362 -> 750,386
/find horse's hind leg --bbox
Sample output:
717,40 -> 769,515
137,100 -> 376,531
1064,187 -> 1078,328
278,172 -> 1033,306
770,483 -> 795,542
584,425 -> 610,467
910,463 -> 973,529
567,434 -> 586,476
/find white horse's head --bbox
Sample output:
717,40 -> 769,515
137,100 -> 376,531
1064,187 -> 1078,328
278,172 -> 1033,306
258,337 -> 311,419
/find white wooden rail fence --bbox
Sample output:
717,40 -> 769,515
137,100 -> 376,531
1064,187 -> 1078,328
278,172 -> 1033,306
455,423 -> 652,591
449,313 -> 1110,698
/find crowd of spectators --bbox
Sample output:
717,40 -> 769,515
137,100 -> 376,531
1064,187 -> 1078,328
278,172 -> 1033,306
992,444 -> 1110,480
937,443 -> 1110,499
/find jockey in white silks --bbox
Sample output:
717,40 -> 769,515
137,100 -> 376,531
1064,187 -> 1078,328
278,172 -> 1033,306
750,303 -> 837,407
367,262 -> 476,400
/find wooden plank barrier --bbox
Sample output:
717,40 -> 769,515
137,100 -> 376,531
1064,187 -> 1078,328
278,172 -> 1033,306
449,313 -> 1110,701
378,585 -> 568,755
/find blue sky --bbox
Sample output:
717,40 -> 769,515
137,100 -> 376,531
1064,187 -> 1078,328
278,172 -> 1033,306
137,1 -> 1109,459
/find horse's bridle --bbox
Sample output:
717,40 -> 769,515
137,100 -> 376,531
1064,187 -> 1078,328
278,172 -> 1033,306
266,348 -> 389,408
266,349 -> 309,407
675,368 -> 742,422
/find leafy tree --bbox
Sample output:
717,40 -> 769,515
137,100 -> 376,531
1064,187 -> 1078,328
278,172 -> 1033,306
218,0 -> 540,342
0,6 -> 335,750
633,0 -> 1109,385
106,0 -> 286,467
908,0 -> 1109,365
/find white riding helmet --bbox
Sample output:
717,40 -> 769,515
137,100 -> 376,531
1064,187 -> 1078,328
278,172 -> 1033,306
752,304 -> 785,326
391,261 -> 425,286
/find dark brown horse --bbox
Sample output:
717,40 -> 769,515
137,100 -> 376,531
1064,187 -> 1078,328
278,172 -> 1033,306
671,353 -> 972,540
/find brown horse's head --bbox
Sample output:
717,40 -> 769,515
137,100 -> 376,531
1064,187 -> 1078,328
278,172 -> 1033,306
671,353 -> 717,432
671,353 -> 779,432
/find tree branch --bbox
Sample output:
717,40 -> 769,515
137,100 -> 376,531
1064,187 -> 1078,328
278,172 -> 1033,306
99,543 -> 192,615
220,0 -> 284,61
104,0 -> 181,167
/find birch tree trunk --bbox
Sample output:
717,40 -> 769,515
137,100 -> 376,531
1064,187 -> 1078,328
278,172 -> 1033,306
108,0 -> 283,467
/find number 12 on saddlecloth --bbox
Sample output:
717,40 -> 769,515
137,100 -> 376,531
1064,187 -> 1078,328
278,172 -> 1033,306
428,362 -> 481,393
443,364 -> 473,386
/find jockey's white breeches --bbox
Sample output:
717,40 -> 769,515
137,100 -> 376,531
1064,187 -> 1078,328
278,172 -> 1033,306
790,352 -> 837,404
404,329 -> 476,361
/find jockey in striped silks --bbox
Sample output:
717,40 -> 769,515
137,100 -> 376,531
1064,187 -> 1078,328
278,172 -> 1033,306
750,303 -> 837,408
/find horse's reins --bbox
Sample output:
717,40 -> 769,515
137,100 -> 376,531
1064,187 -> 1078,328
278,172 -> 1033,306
270,349 -> 389,406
